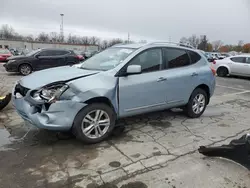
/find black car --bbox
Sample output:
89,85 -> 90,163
4,48 -> 81,75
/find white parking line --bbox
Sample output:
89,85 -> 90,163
216,84 -> 247,91
219,90 -> 250,97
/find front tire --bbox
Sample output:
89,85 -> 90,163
19,64 -> 32,75
185,88 -> 208,118
72,103 -> 116,144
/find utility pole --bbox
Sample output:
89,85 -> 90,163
60,14 -> 64,42
127,32 -> 130,43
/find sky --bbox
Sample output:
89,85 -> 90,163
0,0 -> 250,44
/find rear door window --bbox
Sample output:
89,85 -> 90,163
38,50 -> 56,56
55,50 -> 70,55
230,57 -> 245,63
163,48 -> 190,69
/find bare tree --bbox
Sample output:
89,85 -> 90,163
212,40 -> 223,51
81,36 -> 90,45
188,35 -> 200,48
108,38 -> 123,47
50,32 -> 60,42
67,34 -> 73,44
0,24 -> 15,39
37,32 -> 49,42
100,40 -> 109,50
24,35 -> 34,41
89,36 -> 100,45
180,37 -> 188,44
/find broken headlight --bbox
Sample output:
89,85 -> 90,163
35,84 -> 69,103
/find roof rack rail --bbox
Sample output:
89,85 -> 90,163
148,41 -> 195,49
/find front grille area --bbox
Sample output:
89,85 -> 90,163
14,83 -> 30,96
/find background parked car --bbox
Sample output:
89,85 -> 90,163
4,48 -> 81,75
73,50 -> 84,61
212,55 -> 250,77
220,53 -> 231,58
0,48 -> 12,62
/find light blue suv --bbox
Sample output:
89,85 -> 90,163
13,42 -> 216,144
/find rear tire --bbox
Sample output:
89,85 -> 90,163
19,64 -> 32,75
185,88 -> 208,118
72,103 -> 116,144
217,67 -> 228,77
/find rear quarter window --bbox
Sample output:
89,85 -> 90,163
188,51 -> 201,64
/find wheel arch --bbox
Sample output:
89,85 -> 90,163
194,84 -> 210,104
217,64 -> 231,74
18,62 -> 33,71
84,96 -> 117,116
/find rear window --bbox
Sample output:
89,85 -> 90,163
0,49 -> 10,54
188,51 -> 201,64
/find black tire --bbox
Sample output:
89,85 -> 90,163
19,64 -> 32,75
72,103 -> 116,144
0,93 -> 11,111
185,88 -> 208,118
217,67 -> 228,77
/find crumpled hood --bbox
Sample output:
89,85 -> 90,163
19,66 -> 100,89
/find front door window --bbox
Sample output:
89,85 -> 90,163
128,48 -> 162,73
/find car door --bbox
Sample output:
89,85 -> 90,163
54,50 -> 70,66
229,57 -> 248,76
36,50 -> 61,70
62,50 -> 78,66
161,48 -> 199,106
118,48 -> 168,117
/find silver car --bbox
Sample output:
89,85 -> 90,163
12,42 -> 216,144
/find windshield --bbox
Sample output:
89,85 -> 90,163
80,47 -> 135,71
26,49 -> 41,56
0,49 -> 10,54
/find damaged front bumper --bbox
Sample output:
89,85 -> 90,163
12,88 -> 87,131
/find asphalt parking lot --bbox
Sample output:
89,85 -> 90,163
0,64 -> 250,188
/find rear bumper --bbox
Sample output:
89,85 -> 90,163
12,89 -> 87,131
0,58 -> 8,62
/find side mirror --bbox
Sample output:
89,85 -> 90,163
35,54 -> 40,58
126,65 -> 141,74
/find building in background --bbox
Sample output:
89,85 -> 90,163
0,39 -> 98,53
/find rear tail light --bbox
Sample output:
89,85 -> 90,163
210,67 -> 216,76
212,60 -> 216,64
76,55 -> 83,60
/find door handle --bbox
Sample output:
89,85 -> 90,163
191,72 -> 198,76
157,77 -> 167,82
244,65 -> 248,67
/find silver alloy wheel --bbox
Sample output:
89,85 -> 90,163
81,109 -> 110,139
192,94 -> 205,114
20,65 -> 31,75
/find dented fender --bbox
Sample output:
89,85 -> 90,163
64,72 -> 119,114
